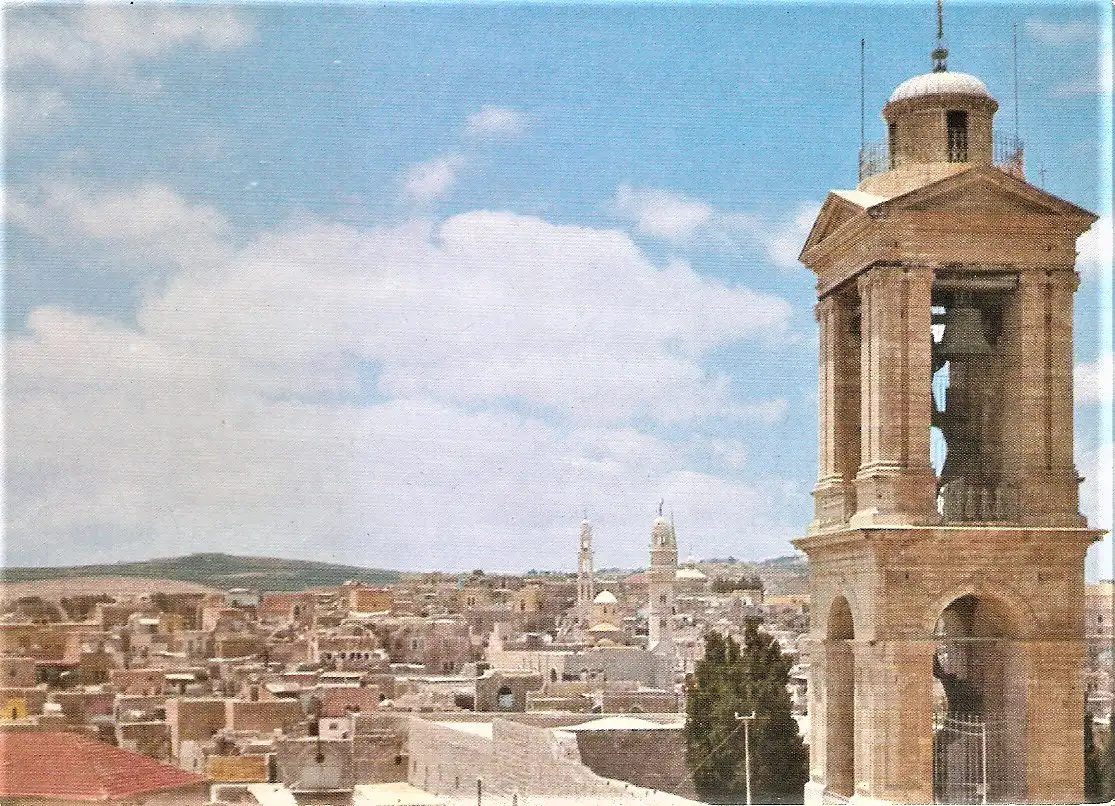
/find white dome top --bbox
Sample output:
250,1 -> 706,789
888,71 -> 991,104
593,590 -> 618,605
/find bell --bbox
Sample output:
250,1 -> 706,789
937,292 -> 993,359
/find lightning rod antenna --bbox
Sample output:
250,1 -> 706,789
860,38 -> 866,154
932,0 -> 949,72
1013,23 -> 1020,145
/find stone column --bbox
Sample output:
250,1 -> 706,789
1026,639 -> 1086,804
854,638 -> 936,804
852,264 -> 938,526
1009,268 -> 1085,527
812,293 -> 859,532
824,638 -> 856,798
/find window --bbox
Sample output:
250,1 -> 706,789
887,122 -> 897,168
946,110 -> 968,162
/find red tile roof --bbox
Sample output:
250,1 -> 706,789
0,731 -> 207,801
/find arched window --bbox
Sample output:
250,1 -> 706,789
933,594 -> 1027,803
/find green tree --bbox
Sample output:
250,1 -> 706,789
1085,713 -> 1105,801
1103,714 -> 1115,801
684,620 -> 808,804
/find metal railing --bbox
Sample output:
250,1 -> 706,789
933,712 -> 988,804
940,480 -> 1020,523
857,135 -> 1025,182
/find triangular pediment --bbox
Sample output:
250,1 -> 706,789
887,166 -> 1097,222
800,193 -> 871,257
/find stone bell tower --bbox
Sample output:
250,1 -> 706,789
576,517 -> 596,630
648,502 -> 677,655
794,35 -> 1102,806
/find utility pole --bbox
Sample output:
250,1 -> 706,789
735,710 -> 757,806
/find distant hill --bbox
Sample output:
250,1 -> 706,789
695,554 -> 809,596
0,552 -> 399,592
754,554 -> 809,595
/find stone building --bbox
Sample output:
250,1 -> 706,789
475,669 -> 543,712
795,38 -> 1101,806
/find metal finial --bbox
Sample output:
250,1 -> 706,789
932,0 -> 949,72
657,499 -> 664,517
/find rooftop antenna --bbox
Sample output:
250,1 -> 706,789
932,0 -> 949,72
860,38 -> 866,154
1012,23 -> 1020,145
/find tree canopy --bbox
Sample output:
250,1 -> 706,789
684,620 -> 808,804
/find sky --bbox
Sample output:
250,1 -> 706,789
3,2 -> 1112,574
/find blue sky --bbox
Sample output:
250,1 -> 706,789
4,2 -> 1111,574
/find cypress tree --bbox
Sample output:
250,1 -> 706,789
684,622 -> 808,804
1085,713 -> 1104,802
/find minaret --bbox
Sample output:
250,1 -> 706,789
795,17 -> 1100,805
576,517 -> 595,629
647,502 -> 677,655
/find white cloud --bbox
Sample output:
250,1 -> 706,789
614,185 -> 714,243
612,185 -> 819,271
759,202 -> 823,270
403,156 -> 463,202
136,210 -> 790,420
1079,440 -> 1113,533
1024,18 -> 1096,47
6,206 -> 800,569
465,106 -> 527,139
6,7 -> 254,90
1078,215 -> 1113,276
5,89 -> 68,136
1076,352 -> 1113,406
9,179 -> 231,275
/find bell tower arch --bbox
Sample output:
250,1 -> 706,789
795,44 -> 1102,806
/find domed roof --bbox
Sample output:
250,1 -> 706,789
593,590 -> 618,605
888,71 -> 991,104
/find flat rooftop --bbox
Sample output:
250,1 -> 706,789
433,721 -> 493,739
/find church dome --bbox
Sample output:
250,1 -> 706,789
888,71 -> 991,104
593,590 -> 618,605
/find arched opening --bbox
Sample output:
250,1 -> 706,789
826,595 -> 855,798
932,594 -> 1027,803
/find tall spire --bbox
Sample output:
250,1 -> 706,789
576,517 -> 595,633
931,0 -> 949,72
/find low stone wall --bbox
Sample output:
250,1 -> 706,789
407,715 -> 702,804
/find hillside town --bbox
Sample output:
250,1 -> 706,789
0,514 -> 817,806
3,509 -> 1112,805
